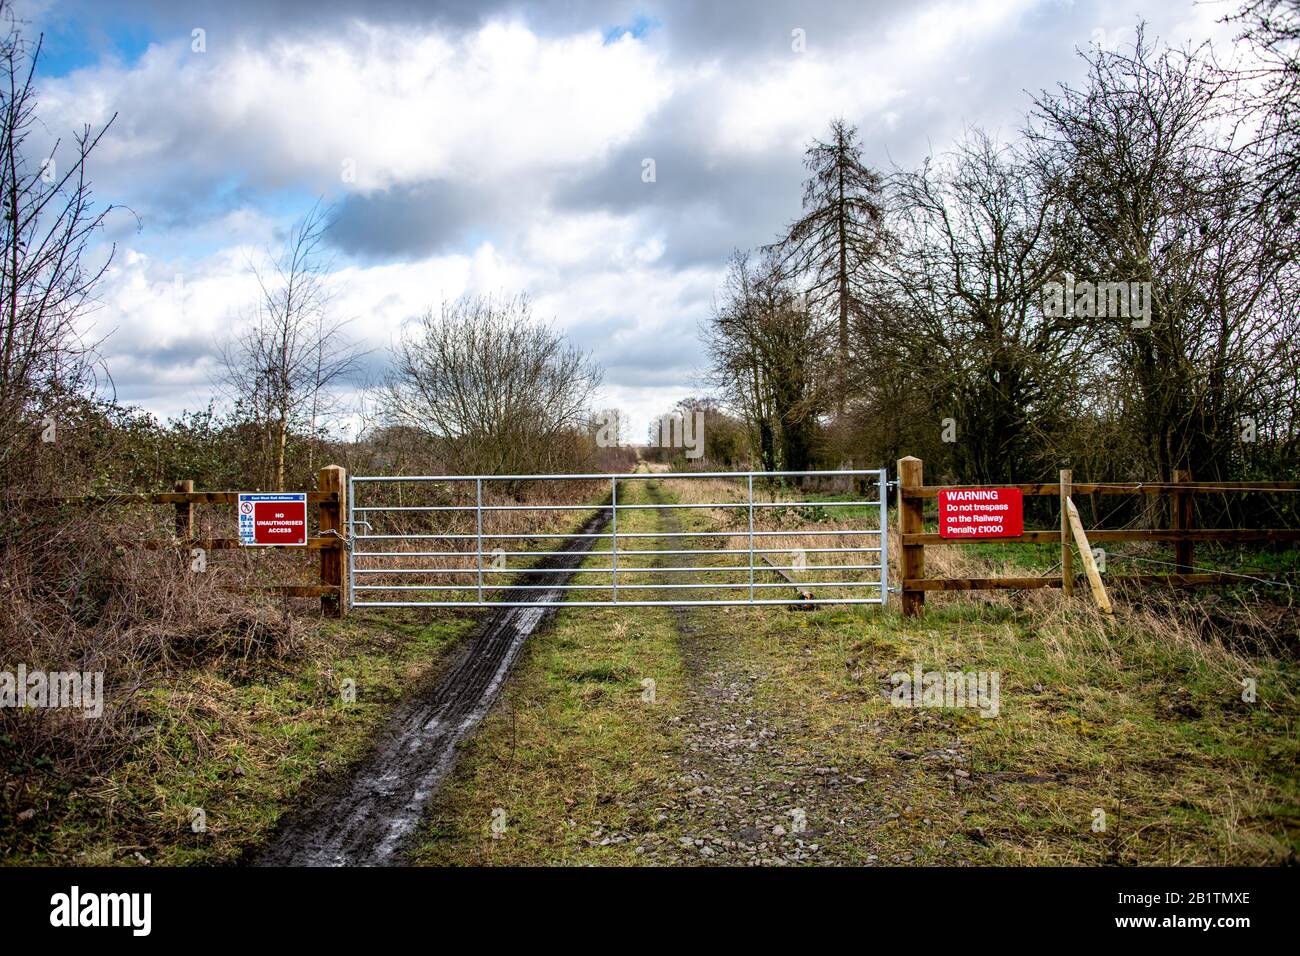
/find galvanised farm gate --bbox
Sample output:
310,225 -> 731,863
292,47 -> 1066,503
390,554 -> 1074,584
347,469 -> 888,609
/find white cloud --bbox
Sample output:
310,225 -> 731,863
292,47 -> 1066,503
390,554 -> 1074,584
40,18 -> 673,197
93,219 -> 719,426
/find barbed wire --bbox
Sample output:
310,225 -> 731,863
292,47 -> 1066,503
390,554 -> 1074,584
1005,493 -> 1145,596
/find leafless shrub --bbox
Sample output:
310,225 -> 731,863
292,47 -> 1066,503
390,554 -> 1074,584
379,292 -> 602,476
0,2 -> 118,487
0,496 -> 306,775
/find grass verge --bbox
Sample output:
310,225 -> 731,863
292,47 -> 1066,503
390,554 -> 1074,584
2,609 -> 474,865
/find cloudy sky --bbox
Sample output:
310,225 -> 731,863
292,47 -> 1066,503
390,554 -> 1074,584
19,0 -> 1238,437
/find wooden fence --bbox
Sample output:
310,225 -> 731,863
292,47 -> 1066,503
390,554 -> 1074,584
39,465 -> 349,618
896,456 -> 1300,616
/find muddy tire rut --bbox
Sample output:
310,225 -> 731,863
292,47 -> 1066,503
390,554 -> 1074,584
257,507 -> 611,867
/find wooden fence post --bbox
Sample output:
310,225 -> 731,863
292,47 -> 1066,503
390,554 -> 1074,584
1172,468 -> 1193,573
173,479 -> 194,542
1060,469 -> 1073,598
898,456 -> 924,617
318,465 -> 347,618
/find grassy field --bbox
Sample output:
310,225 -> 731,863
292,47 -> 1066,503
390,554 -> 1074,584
410,479 -> 688,864
2,609 -> 474,865
411,476 -> 1300,866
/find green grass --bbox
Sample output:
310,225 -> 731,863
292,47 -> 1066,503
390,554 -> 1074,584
4,491 -> 609,866
14,476 -> 1294,867
785,490 -> 882,523
952,539 -> 1060,570
1131,542 -> 1300,578
783,603 -> 1300,864
410,480 -> 688,865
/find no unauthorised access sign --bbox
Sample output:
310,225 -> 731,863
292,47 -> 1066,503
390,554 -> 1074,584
238,493 -> 308,546
937,488 -> 1024,539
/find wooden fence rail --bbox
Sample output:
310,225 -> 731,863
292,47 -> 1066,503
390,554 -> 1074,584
896,456 -> 1299,616
18,465 -> 349,617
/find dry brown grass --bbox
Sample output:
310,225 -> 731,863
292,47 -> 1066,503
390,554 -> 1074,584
351,478 -> 608,598
415,474 -> 1300,866
650,475 -> 884,600
0,498 -> 307,776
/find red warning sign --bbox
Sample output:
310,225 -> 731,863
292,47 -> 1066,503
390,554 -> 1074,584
937,488 -> 1024,539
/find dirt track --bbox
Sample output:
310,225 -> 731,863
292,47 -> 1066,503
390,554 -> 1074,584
257,507 -> 610,866
641,478 -> 889,865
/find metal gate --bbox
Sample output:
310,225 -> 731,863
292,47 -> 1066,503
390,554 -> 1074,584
348,469 -> 888,608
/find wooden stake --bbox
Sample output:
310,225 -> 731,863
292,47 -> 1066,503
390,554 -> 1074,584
1172,468 -> 1193,573
760,553 -> 814,607
1066,497 -> 1112,614
173,480 -> 194,542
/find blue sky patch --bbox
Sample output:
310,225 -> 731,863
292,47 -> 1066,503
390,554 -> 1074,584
33,18 -> 156,78
603,14 -> 659,44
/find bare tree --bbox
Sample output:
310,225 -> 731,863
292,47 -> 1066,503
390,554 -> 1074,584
220,201 -> 364,490
1028,27 -> 1296,482
648,396 -> 748,467
380,293 -> 602,475
1225,0 -> 1300,240
0,2 -> 117,477
880,130 -> 1080,482
703,250 -> 831,472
